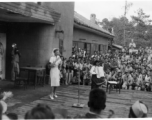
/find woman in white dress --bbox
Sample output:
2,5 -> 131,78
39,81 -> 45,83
49,48 -> 62,100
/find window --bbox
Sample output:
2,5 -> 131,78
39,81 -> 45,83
78,42 -> 84,50
102,45 -> 107,53
95,44 -> 99,51
59,39 -> 63,55
73,42 -> 91,55
99,44 -> 103,53
102,44 -> 104,52
73,41 -> 85,51
84,43 -> 91,55
73,41 -> 78,48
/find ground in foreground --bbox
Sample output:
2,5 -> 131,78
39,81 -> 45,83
11,85 -> 152,118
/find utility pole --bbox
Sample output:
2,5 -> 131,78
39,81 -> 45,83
123,0 -> 132,46
124,1 -> 126,46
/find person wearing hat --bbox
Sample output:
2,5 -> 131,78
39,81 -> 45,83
49,48 -> 62,100
129,100 -> 148,118
90,60 -> 105,89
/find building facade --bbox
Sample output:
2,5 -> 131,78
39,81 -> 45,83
0,2 -> 74,80
0,2 -> 113,80
73,12 -> 114,55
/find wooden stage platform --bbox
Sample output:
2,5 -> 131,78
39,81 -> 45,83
13,85 -> 152,118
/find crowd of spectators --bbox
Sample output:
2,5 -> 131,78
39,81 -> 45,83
51,45 -> 152,92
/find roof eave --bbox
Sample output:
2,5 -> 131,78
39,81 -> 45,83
0,2 -> 61,24
74,22 -> 114,40
112,44 -> 123,49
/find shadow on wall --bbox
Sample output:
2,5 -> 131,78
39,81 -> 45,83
6,22 -> 55,80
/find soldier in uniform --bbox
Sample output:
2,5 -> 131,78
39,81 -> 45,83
11,44 -> 21,81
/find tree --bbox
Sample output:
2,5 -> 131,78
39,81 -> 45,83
131,8 -> 152,41
100,8 -> 152,48
100,17 -> 131,45
100,18 -> 111,30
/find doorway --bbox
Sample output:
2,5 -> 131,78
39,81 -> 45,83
0,33 -> 6,80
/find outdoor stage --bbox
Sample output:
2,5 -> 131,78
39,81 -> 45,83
13,85 -> 152,118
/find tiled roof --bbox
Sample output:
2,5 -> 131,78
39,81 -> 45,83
74,11 -> 114,37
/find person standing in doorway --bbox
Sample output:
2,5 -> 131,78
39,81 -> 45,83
49,48 -> 62,100
11,43 -> 20,81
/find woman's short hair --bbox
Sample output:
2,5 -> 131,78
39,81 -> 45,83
53,48 -> 59,53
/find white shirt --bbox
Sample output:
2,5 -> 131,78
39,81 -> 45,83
145,75 -> 151,83
90,66 -> 105,78
96,66 -> 105,78
74,63 -> 83,70
90,66 -> 97,75
129,42 -> 136,48
2,115 -> 10,120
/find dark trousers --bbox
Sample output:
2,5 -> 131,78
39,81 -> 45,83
132,83 -> 136,90
91,75 -> 100,90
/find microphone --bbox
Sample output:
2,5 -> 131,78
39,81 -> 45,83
57,55 -> 60,59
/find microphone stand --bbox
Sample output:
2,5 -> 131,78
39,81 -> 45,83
72,68 -> 85,108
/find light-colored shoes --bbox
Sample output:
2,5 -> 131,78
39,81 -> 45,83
54,94 -> 58,98
49,95 -> 54,100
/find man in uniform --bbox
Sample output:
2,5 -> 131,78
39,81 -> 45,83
11,43 -> 20,81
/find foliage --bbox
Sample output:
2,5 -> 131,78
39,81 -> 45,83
100,8 -> 152,48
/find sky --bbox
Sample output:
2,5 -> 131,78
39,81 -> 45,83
75,0 -> 152,21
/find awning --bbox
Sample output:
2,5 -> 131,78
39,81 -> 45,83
0,2 -> 61,24
112,44 -> 123,50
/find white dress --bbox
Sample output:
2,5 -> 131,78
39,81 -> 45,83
49,56 -> 61,87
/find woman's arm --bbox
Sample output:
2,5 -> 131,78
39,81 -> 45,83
49,62 -> 55,68
49,57 -> 56,68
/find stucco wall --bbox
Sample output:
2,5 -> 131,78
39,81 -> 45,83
5,23 -> 55,79
42,2 -> 74,58
4,2 -> 74,79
